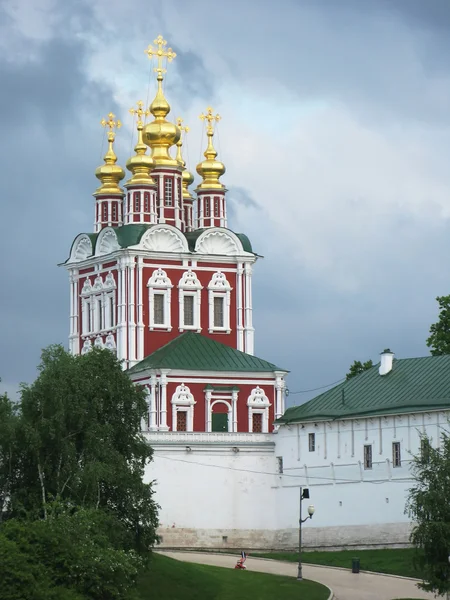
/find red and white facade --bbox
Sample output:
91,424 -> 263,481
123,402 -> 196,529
65,132 -> 286,436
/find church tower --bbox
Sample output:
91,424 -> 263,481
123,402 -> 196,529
63,35 -> 287,435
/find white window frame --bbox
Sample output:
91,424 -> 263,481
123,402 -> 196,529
147,268 -> 173,331
247,386 -> 271,433
178,270 -> 202,332
208,271 -> 231,333
171,384 -> 196,432
392,441 -> 401,467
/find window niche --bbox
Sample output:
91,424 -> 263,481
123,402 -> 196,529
208,271 -> 231,333
178,270 -> 202,331
247,386 -> 271,433
171,384 -> 196,432
147,268 -> 173,330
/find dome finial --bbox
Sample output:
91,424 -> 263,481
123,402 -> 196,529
125,100 -> 155,186
196,106 -> 225,190
94,112 -> 125,196
176,117 -> 194,199
143,35 -> 181,165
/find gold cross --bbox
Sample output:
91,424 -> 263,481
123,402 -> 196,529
199,106 -> 221,133
100,112 -> 122,140
129,100 -> 150,127
176,117 -> 190,135
145,35 -> 177,75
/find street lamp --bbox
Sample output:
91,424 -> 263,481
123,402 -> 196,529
297,486 -> 315,581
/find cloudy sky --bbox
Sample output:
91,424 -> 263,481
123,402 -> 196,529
2,0 -> 450,405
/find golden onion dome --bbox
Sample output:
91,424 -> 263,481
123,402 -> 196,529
125,102 -> 155,187
182,168 -> 195,200
142,72 -> 180,166
196,128 -> 225,190
94,125 -> 125,197
196,107 -> 225,190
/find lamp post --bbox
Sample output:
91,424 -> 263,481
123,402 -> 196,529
297,486 -> 315,581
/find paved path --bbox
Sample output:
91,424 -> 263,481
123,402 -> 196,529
159,550 -> 436,600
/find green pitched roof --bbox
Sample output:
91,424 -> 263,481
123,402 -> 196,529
278,355 -> 450,424
127,332 -> 286,374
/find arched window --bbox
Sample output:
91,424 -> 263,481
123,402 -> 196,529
178,270 -> 202,331
208,271 -> 232,333
147,268 -> 173,330
134,192 -> 140,213
247,386 -> 271,433
171,384 -> 196,432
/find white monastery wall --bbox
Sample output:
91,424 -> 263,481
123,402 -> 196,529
143,411 -> 450,550
143,432 -> 282,549
274,410 -> 450,549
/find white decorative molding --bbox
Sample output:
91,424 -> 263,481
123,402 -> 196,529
93,274 -> 103,291
81,277 -> 93,295
171,383 -> 196,432
208,271 -> 232,333
208,271 -> 232,291
105,333 -> 116,351
81,338 -> 92,354
178,270 -> 202,331
195,229 -> 242,256
95,228 -> 120,256
94,336 -> 104,349
148,268 -> 173,287
139,226 -> 187,253
71,235 -> 93,262
104,271 -> 116,289
247,386 -> 271,433
147,268 -> 173,330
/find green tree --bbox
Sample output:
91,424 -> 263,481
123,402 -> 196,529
0,507 -> 142,600
9,345 -> 158,551
406,433 -> 450,596
427,294 -> 450,355
346,359 -> 374,380
0,388 -> 18,521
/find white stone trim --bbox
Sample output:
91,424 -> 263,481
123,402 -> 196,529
178,270 -> 202,332
171,383 -> 196,432
95,227 -> 120,257
247,386 -> 271,433
147,268 -> 173,331
208,271 -> 232,333
195,228 -> 245,256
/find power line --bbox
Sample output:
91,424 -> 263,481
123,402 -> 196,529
287,378 -> 346,396
153,454 -> 414,485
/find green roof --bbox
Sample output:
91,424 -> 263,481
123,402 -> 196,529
278,355 -> 450,424
127,332 -> 286,374
68,225 -> 254,263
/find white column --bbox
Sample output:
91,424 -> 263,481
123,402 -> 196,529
158,173 -> 165,223
205,390 -> 212,432
149,374 -> 158,430
188,404 -> 194,432
227,405 -> 232,432
236,264 -> 244,351
117,259 -> 127,364
243,262 -> 254,354
107,199 -> 112,226
69,270 -> 75,353
232,390 -> 238,432
274,372 -> 285,420
128,258 -> 136,366
72,273 -> 80,354
175,173 -> 182,230
136,256 -> 144,362
159,370 -> 170,431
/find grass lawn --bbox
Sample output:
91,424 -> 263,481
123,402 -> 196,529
253,548 -> 421,579
137,553 -> 330,600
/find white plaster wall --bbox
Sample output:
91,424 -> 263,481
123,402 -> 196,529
143,432 -> 281,548
274,410 -> 450,547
